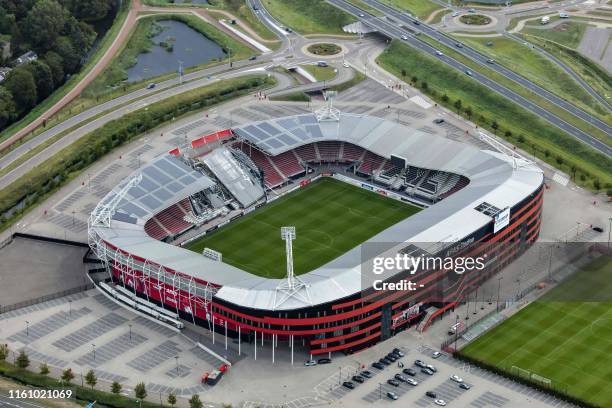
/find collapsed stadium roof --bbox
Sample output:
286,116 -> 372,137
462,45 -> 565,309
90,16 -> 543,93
90,113 -> 543,311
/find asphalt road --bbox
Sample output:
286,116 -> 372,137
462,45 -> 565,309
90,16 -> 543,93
327,0 -> 612,158
0,395 -> 46,408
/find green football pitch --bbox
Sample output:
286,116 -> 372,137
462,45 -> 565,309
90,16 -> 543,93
461,255 -> 612,406
186,178 -> 420,278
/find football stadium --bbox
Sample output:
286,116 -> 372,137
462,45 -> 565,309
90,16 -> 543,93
87,100 -> 544,360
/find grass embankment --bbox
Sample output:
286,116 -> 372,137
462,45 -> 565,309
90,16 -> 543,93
419,35 -> 610,144
346,0 -> 385,16
459,36 -> 609,120
186,178 -> 420,277
460,255 -> 612,407
0,75 -> 276,233
378,0 -> 443,19
302,65 -> 337,81
0,1 -> 132,144
0,360 -> 165,408
377,40 -> 611,192
521,20 -> 588,48
269,69 -> 366,101
262,0 -> 356,35
519,35 -> 612,102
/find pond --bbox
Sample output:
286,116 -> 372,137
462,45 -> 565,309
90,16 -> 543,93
126,19 -> 226,82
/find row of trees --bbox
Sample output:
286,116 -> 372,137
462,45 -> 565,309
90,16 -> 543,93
0,0 -> 117,130
1,345 -> 204,408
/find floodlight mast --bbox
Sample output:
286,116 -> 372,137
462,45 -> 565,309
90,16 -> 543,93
315,91 -> 340,122
281,226 -> 297,289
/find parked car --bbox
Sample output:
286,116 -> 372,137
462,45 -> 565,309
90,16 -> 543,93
450,374 -> 463,383
304,360 -> 317,366
394,374 -> 407,382
386,354 -> 398,362
387,379 -> 400,387
372,362 -> 384,370
406,377 -> 418,386
318,358 -> 331,364
435,399 -> 447,406
392,348 -> 404,357
382,357 -> 393,365
343,61 -> 349,68
387,391 -> 398,400
433,118 -> 445,124
352,375 -> 365,383
432,351 -> 441,359
421,368 -> 434,376
559,12 -> 569,18
459,382 -> 472,390
414,359 -> 426,368
342,381 -> 355,389
403,368 -> 417,376
426,391 -> 437,398
426,364 -> 437,372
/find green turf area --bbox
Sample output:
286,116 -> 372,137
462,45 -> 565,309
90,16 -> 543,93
186,178 -> 420,278
521,21 -> 587,48
461,255 -> 612,406
459,37 -> 608,120
376,40 -> 612,193
378,0 -> 443,19
307,43 -> 342,56
262,0 -> 356,35
302,65 -> 337,81
459,14 -> 491,25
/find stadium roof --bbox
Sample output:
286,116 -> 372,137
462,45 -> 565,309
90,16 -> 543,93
91,114 -> 543,311
200,147 -> 265,208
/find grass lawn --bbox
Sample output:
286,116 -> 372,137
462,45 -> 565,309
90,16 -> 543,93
378,0 -> 443,19
459,36 -> 609,120
186,178 -> 420,278
521,20 -> 588,48
302,65 -> 337,81
461,255 -> 612,407
262,0 -> 356,35
376,40 -> 611,192
346,0 -> 385,16
307,43 -> 342,56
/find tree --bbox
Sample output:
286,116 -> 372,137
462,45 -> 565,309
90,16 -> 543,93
4,68 -> 37,112
504,130 -> 512,138
410,75 -> 417,84
16,350 -> 30,369
167,393 -> 177,407
593,178 -> 601,190
0,87 -> 17,129
44,51 -> 65,85
421,81 -> 428,91
85,369 -> 97,389
188,394 -> 203,408
65,18 -> 96,54
134,382 -> 147,400
464,106 -> 472,119
0,344 -> 8,362
54,36 -> 80,74
39,362 -> 50,375
491,120 -> 499,134
401,68 -> 406,77
61,0 -> 114,22
441,94 -> 449,103
22,0 -> 69,49
61,368 -> 75,384
517,134 -> 526,144
111,381 -> 122,394
25,60 -> 55,101
453,99 -> 462,112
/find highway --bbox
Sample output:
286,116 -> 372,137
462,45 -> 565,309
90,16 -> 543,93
327,0 -> 612,158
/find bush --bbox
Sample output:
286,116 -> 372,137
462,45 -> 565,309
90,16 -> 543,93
189,394 -> 203,408
16,351 -> 30,369
111,381 -> 122,394
39,363 -> 50,375
134,382 -> 147,400
61,368 -> 74,384
0,344 -> 8,362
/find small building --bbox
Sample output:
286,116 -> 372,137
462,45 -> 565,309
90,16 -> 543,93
13,50 -> 37,67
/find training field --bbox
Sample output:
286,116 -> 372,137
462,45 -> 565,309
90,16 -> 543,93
186,178 -> 420,278
461,255 -> 612,406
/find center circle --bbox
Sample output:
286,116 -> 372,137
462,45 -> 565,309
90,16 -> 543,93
306,43 -> 342,56
459,14 -> 492,25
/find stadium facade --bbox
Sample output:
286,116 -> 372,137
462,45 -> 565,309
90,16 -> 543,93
88,112 -> 543,358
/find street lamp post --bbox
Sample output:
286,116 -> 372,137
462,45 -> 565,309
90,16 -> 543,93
92,344 -> 96,361
175,356 -> 179,375
454,314 -> 459,351
129,324 -> 132,341
26,320 -> 29,337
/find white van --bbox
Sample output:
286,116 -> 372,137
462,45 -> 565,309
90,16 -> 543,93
540,16 -> 550,24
